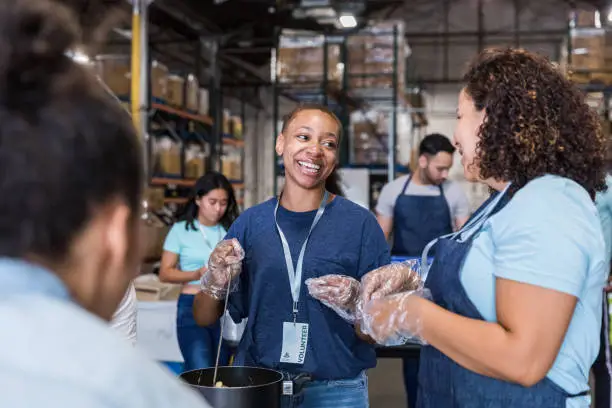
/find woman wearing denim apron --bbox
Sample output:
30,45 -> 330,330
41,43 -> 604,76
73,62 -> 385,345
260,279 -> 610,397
360,48 -> 609,407
193,105 -> 390,408
159,172 -> 239,371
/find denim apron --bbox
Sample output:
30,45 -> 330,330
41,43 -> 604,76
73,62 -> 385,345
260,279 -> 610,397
391,174 -> 453,407
417,188 -> 589,407
391,175 -> 453,257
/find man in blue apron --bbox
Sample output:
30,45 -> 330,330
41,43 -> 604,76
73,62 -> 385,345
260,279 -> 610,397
375,133 -> 469,408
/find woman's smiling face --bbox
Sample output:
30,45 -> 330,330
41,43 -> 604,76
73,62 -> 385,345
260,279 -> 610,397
454,88 -> 487,182
275,109 -> 340,190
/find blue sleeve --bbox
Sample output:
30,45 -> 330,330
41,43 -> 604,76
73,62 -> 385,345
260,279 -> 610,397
225,214 -> 250,322
162,224 -> 182,254
357,215 -> 391,279
491,185 -> 594,297
596,180 -> 612,262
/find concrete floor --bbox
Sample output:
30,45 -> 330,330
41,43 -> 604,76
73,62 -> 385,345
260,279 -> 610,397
368,358 -> 407,408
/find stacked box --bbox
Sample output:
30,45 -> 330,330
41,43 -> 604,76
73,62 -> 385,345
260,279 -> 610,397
95,56 -> 168,101
166,75 -> 185,108
350,110 -> 389,165
95,55 -> 131,96
198,88 -> 209,115
231,116 -> 243,139
185,74 -> 199,112
152,136 -> 182,176
278,33 -> 341,84
150,61 -> 169,101
347,21 -> 406,89
184,142 -> 207,179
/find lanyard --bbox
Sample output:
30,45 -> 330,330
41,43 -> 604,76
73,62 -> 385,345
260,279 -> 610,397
199,223 -> 222,250
420,183 -> 511,280
274,190 -> 329,323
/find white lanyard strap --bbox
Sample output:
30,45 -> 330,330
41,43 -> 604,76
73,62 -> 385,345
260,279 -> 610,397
274,190 -> 329,322
420,184 -> 511,280
199,224 -> 221,250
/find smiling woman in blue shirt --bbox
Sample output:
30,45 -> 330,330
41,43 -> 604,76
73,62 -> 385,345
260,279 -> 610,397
360,48 -> 609,408
193,104 -> 390,408
159,172 -> 239,371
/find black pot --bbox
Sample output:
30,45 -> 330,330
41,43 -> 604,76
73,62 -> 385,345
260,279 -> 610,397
180,366 -> 283,408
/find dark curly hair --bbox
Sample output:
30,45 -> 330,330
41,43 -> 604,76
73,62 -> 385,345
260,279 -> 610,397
463,48 -> 607,198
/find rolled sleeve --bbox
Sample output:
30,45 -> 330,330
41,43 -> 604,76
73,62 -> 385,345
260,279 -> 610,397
491,187 -> 590,297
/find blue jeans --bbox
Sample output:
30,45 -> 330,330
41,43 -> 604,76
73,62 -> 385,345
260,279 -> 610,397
176,294 -> 230,371
403,356 -> 420,408
281,372 -> 369,408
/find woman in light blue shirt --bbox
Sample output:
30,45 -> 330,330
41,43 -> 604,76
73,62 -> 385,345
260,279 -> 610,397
360,48 -> 609,408
592,173 -> 612,408
160,172 -> 239,371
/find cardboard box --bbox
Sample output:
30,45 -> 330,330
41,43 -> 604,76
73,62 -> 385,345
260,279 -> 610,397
231,116 -> 243,139
167,75 -> 185,108
141,215 -> 170,261
95,55 -> 131,96
570,9 -> 598,28
223,109 -> 231,135
143,187 -> 165,212
151,60 -> 168,100
277,35 -> 341,83
134,275 -> 181,302
186,74 -> 199,112
154,136 -> 182,176
198,88 -> 209,115
184,143 -> 207,179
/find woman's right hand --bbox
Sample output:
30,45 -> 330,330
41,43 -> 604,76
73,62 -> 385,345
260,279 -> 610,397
200,239 -> 245,300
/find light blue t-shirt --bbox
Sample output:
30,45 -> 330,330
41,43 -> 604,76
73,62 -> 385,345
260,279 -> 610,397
595,174 -> 612,262
163,220 -> 226,284
0,258 -> 211,408
460,175 -> 607,408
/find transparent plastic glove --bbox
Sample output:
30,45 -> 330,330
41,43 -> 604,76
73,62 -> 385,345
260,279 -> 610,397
360,260 -> 423,306
200,238 -> 245,300
360,289 -> 431,346
306,275 -> 360,322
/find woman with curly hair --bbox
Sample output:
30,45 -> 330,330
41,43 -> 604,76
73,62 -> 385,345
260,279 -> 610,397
358,48 -> 609,407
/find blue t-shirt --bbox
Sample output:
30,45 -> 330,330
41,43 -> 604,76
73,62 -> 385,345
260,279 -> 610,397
163,220 -> 226,284
460,175 -> 607,408
595,174 -> 612,263
226,196 -> 390,380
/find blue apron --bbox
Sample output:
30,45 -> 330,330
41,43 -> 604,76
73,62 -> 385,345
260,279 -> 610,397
391,175 -> 453,257
417,189 -> 589,408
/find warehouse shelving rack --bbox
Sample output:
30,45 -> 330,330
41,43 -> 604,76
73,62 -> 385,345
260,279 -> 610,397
125,0 -> 247,211
270,23 -> 410,196
563,8 -> 612,151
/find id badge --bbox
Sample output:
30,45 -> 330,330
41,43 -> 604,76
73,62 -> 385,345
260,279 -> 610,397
279,322 -> 309,365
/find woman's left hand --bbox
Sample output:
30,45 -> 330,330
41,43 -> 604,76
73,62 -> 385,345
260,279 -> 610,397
306,274 -> 360,322
360,290 -> 428,346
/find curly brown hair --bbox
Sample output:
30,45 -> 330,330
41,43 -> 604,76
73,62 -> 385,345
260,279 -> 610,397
463,48 -> 607,198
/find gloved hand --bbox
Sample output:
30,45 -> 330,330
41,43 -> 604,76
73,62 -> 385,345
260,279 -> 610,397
200,238 -> 245,300
306,275 -> 360,322
360,260 -> 423,306
360,289 -> 431,346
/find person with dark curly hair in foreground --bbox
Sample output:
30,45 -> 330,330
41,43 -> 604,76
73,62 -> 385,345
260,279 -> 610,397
358,48 -> 609,408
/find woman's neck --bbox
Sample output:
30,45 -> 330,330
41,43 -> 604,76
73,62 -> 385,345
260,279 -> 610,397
197,215 -> 217,227
487,179 -> 510,192
280,182 -> 327,212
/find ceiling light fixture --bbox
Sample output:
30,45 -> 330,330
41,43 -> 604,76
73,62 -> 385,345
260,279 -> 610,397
339,14 -> 357,28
